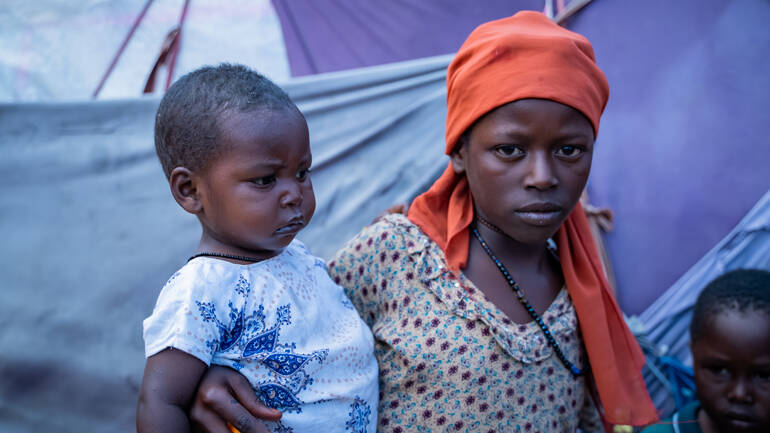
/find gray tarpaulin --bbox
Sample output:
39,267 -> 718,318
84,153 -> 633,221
638,189 -> 770,412
0,55 -> 449,432
1,0 -> 291,101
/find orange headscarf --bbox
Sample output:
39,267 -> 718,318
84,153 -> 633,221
408,11 -> 657,427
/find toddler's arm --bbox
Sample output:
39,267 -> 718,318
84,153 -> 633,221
137,347 -> 207,433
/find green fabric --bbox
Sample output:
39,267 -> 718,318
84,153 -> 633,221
640,401 -> 702,433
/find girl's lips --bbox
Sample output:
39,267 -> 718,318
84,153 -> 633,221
514,210 -> 563,226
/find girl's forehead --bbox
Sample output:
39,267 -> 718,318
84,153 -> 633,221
471,99 -> 595,140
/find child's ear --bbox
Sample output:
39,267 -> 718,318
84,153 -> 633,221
169,167 -> 202,214
449,137 -> 468,175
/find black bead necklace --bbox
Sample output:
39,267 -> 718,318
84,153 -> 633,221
475,213 -> 506,235
471,225 -> 584,377
188,252 -> 264,263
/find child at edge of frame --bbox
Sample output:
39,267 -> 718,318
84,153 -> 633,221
640,269 -> 770,433
136,63 -> 379,433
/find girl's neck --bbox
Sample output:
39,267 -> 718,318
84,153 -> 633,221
473,223 -> 553,272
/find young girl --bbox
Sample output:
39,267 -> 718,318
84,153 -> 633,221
136,64 -> 378,433
189,12 -> 657,433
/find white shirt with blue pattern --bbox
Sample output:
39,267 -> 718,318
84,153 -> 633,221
143,240 -> 378,433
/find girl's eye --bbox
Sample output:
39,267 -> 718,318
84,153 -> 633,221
755,371 -> 770,382
252,175 -> 276,187
555,145 -> 584,159
296,168 -> 311,181
494,145 -> 524,158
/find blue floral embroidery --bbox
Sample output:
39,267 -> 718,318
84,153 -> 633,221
196,300 -> 244,352
259,383 -> 303,411
313,257 -> 328,271
242,328 -> 278,356
195,275 -> 328,414
165,270 -> 181,285
340,293 -> 355,310
264,353 -> 313,375
242,304 -> 290,356
233,274 -> 249,295
272,421 -> 294,433
345,397 -> 371,433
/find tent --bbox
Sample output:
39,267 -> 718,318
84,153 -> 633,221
639,189 -> 770,413
1,0 -> 769,431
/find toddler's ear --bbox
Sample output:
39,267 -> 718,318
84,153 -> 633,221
169,167 -> 202,214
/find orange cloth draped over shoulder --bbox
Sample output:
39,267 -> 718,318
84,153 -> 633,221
408,11 -> 657,427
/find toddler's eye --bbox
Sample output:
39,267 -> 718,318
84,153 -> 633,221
296,168 -> 312,181
494,145 -> 524,158
555,145 -> 584,159
252,175 -> 276,187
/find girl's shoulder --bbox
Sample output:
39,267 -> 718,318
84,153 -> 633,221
343,213 -> 434,256
328,213 -> 446,286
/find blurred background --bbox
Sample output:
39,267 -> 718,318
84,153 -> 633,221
1,0 -> 768,431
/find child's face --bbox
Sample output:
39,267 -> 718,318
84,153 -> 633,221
195,108 -> 315,259
692,310 -> 770,433
451,98 -> 594,245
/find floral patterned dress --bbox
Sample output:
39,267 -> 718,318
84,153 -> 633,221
328,214 -> 602,433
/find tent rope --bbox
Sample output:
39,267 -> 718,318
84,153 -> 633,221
144,0 -> 191,94
92,0 -> 155,98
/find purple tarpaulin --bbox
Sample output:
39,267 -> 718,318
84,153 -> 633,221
271,0 -> 770,314
569,1 -> 770,312
271,0 -> 541,76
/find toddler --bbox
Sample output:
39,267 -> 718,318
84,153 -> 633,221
137,64 -> 378,433
642,269 -> 770,433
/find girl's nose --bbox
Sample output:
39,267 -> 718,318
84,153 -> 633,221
524,152 -> 558,191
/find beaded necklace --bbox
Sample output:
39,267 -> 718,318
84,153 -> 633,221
471,225 -> 584,377
188,252 -> 264,263
476,213 -> 506,235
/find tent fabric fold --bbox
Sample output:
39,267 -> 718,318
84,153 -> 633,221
639,189 -> 770,413
0,54 -> 452,433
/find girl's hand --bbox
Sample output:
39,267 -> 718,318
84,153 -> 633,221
137,348 -> 208,433
371,203 -> 410,224
189,365 -> 282,433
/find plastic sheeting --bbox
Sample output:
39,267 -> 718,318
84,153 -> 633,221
638,189 -> 770,412
271,0 -> 541,76
0,0 -> 289,101
567,0 -> 770,313
0,55 -> 449,432
6,0 -> 769,318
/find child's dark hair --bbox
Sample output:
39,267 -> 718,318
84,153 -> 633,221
690,269 -> 770,343
154,63 -> 297,178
